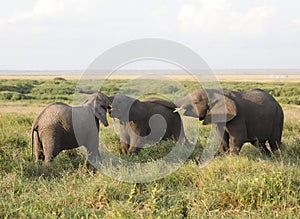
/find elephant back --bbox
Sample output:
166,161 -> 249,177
143,98 -> 177,110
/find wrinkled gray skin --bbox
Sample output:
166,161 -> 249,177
175,88 -> 284,156
109,94 -> 186,154
31,92 -> 110,164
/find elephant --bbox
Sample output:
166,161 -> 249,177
108,94 -> 186,154
31,92 -> 110,164
175,88 -> 284,156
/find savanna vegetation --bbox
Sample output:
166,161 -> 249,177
0,77 -> 299,218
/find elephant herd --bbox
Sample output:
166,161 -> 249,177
31,88 -> 284,165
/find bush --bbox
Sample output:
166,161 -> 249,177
0,91 -> 27,101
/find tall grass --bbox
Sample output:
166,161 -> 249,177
0,79 -> 299,218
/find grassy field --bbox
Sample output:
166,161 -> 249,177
0,77 -> 299,218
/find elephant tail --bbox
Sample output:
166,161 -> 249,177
277,105 -> 284,145
31,126 -> 36,162
270,105 -> 284,151
31,122 -> 41,162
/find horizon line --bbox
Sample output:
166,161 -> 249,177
1,68 -> 300,72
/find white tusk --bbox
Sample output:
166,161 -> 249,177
173,107 -> 184,113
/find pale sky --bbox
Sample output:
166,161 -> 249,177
0,0 -> 300,70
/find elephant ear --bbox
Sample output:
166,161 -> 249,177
94,96 -> 102,120
129,100 -> 148,121
93,93 -> 109,126
203,92 -> 237,125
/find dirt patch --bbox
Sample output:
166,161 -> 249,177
0,102 -> 46,116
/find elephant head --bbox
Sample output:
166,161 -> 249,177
83,92 -> 111,127
108,94 -> 147,122
175,89 -> 237,125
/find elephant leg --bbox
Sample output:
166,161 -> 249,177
33,131 -> 44,161
43,139 -> 61,163
251,139 -> 271,157
229,137 -> 244,155
128,145 -> 136,154
220,132 -> 229,154
258,141 -> 272,157
87,149 -> 101,164
128,137 -> 142,154
85,139 -> 101,165
128,142 -> 139,154
120,141 -> 129,154
269,139 -> 281,153
227,122 -> 246,155
216,124 -> 229,153
119,131 -> 130,154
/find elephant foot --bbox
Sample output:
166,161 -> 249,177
259,146 -> 272,157
127,146 -> 138,154
120,142 -> 129,154
216,149 -> 229,157
256,141 -> 272,157
229,147 -> 240,155
218,143 -> 230,154
37,152 -> 45,161
43,160 -> 52,167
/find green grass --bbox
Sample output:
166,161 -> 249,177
0,79 -> 300,218
1,78 -> 300,105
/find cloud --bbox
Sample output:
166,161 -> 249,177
150,6 -> 176,34
0,18 -> 4,29
0,0 -> 299,69
238,6 -> 277,35
177,0 -> 277,37
7,0 -> 96,24
291,18 -> 300,31
33,0 -> 92,18
33,0 -> 65,16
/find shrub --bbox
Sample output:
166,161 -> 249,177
0,91 -> 26,101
